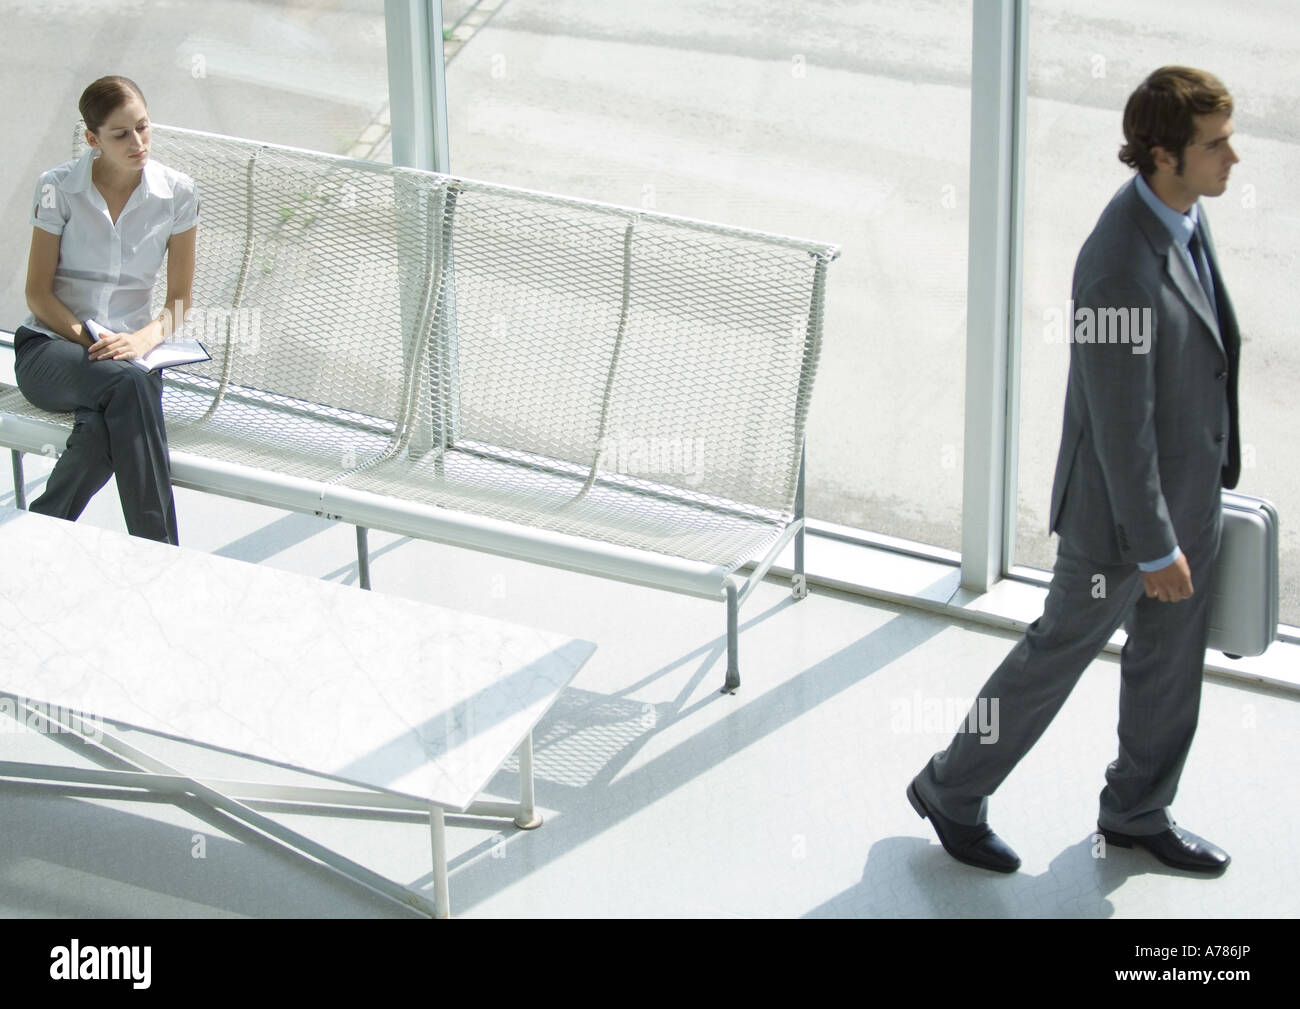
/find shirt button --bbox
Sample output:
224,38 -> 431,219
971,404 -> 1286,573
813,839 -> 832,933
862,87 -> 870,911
1215,433 -> 1226,443
1216,371 -> 1227,381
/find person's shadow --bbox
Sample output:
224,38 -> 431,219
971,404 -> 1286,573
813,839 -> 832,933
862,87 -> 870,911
806,832 -> 1218,918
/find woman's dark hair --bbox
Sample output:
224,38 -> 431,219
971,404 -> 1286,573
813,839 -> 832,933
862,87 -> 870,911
79,76 -> 147,134
1119,66 -> 1232,177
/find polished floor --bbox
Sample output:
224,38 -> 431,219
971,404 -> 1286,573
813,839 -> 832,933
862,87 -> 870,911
1,452 -> 1294,919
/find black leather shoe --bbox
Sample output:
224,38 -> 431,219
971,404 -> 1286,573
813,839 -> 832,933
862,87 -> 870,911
907,780 -> 1020,873
1098,824 -> 1230,874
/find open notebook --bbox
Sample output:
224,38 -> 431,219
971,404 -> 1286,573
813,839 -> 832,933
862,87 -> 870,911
84,318 -> 211,373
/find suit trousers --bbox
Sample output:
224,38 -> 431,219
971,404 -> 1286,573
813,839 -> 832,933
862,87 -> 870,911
13,326 -> 178,545
913,505 -> 1222,836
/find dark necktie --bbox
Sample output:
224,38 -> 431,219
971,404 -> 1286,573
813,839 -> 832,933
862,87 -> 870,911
1188,224 -> 1218,320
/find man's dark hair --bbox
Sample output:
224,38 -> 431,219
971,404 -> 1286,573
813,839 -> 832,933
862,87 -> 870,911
1119,66 -> 1232,177
79,76 -> 147,134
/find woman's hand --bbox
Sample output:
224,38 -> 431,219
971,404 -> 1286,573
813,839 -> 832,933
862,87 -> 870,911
87,327 -> 157,362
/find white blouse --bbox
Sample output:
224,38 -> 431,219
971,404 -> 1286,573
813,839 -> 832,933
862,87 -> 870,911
23,149 -> 201,339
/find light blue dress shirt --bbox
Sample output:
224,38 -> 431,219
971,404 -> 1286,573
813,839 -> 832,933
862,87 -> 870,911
1135,174 -> 1218,318
1130,174 -> 1215,573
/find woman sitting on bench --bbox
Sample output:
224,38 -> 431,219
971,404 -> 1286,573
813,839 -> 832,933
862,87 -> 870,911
13,75 -> 199,545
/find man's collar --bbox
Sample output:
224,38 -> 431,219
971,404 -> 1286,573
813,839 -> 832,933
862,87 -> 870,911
1135,172 -> 1198,245
62,148 -> 172,198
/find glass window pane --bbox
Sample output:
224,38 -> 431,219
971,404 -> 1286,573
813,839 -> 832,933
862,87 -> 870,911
1,0 -> 389,328
1018,0 -> 1300,626
444,0 -> 972,550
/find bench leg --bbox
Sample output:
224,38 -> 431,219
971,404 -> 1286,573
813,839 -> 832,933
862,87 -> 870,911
792,520 -> 808,600
11,450 -> 26,510
722,580 -> 740,694
514,730 -> 542,829
356,526 -> 371,590
792,443 -> 808,600
430,804 -> 450,919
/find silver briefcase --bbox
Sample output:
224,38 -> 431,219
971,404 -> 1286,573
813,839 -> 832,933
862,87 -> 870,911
1207,491 -> 1279,658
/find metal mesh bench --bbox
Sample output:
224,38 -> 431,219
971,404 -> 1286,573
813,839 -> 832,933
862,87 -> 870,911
2,124 -> 839,692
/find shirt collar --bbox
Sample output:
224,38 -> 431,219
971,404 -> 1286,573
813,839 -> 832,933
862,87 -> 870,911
142,157 -> 173,198
62,148 -> 173,198
64,149 -> 96,194
1135,172 -> 1199,246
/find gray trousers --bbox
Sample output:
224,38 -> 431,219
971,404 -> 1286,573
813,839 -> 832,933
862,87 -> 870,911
14,327 -> 178,545
913,506 -> 1222,836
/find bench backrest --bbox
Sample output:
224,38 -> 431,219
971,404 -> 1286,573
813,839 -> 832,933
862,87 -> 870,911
77,124 -> 837,518
76,125 -> 437,432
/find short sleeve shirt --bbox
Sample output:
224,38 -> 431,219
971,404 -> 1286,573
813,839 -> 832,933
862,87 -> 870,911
23,150 -> 201,339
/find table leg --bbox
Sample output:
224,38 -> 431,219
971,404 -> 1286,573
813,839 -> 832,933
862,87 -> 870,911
514,730 -> 542,829
2,694 -> 439,917
430,803 -> 450,918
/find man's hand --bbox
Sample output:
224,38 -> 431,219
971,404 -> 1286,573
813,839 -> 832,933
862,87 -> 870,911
87,328 -> 155,362
1141,549 -> 1194,602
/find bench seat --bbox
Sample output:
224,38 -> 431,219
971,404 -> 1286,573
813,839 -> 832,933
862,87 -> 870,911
3,380 -> 786,577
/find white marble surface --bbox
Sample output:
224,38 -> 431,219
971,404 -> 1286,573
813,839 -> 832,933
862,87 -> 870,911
0,504 -> 595,810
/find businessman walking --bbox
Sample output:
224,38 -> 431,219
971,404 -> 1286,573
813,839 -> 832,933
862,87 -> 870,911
908,66 -> 1242,874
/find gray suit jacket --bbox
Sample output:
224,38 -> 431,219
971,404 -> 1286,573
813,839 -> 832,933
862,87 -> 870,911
1048,177 -> 1242,566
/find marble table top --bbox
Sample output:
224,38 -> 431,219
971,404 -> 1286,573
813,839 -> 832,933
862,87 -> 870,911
0,505 -> 596,810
